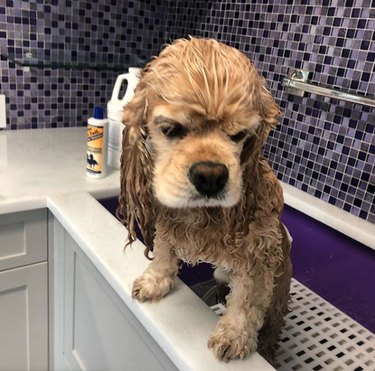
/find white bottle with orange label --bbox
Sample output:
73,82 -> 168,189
87,107 -> 108,179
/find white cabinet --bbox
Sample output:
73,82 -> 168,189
0,209 -> 47,271
51,217 -> 177,371
0,262 -> 48,370
0,209 -> 48,371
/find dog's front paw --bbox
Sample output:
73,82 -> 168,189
208,323 -> 257,361
132,273 -> 174,302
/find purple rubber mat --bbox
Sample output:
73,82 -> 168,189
283,204 -> 375,334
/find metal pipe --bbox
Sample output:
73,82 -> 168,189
282,70 -> 375,108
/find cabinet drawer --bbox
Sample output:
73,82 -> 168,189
0,209 -> 47,272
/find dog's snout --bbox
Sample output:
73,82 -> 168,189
189,161 -> 229,198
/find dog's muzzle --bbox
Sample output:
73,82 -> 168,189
188,161 -> 229,198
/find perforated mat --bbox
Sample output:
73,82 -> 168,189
210,279 -> 375,371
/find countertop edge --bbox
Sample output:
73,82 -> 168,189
0,196 -> 48,214
281,182 -> 375,250
0,188 -> 120,215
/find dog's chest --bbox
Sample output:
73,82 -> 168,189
158,209 -> 237,266
171,227 -> 224,264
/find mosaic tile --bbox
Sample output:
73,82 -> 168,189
0,0 -> 167,129
165,0 -> 374,223
0,0 -> 374,223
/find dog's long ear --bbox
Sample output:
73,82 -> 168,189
256,81 -> 281,144
240,74 -> 281,164
116,77 -> 155,259
231,73 -> 282,236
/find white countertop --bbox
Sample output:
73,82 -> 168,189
0,127 -> 120,214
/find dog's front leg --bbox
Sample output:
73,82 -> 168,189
132,235 -> 179,302
208,270 -> 274,361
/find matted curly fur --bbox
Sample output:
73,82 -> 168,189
117,37 -> 292,363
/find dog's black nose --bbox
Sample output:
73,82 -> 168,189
189,161 -> 229,198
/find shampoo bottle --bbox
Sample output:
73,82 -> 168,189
107,67 -> 141,169
87,106 -> 108,178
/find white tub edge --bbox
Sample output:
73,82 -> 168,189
281,182 -> 375,250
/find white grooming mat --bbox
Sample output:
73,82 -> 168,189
210,279 -> 375,371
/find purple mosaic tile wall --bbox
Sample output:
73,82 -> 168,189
0,0 -> 374,223
166,0 -> 375,224
0,0 -> 166,129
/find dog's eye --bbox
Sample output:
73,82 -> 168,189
161,124 -> 188,139
229,130 -> 248,142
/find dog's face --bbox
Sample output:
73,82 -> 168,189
122,38 -> 280,215
148,104 -> 260,208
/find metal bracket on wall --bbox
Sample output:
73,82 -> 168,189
282,69 -> 375,108
283,70 -> 311,97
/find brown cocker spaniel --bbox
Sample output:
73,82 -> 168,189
118,37 -> 292,363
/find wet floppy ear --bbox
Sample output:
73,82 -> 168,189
256,81 -> 281,144
122,78 -> 148,134
116,78 -> 155,259
241,82 -> 280,162
233,78 -> 282,237
240,133 -> 258,164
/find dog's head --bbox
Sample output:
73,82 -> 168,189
118,38 -> 280,249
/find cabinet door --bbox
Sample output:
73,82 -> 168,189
0,262 -> 48,371
0,209 -> 47,272
53,227 -> 177,371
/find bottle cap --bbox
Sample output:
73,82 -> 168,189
93,106 -> 104,119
